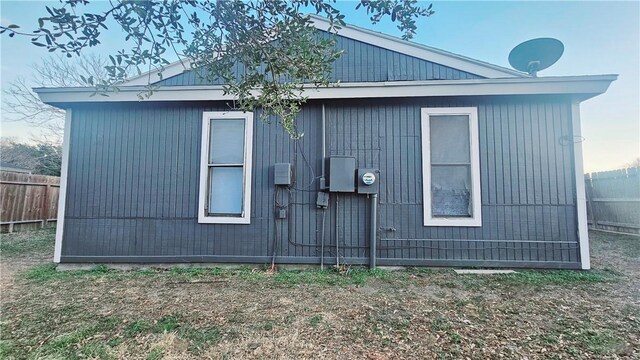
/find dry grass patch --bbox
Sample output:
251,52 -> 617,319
1,229 -> 638,359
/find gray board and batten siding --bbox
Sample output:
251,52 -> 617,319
154,31 -> 483,87
61,94 -> 583,268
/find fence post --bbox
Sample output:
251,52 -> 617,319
584,173 -> 597,229
42,184 -> 50,226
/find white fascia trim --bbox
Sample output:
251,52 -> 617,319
34,75 -> 617,104
121,58 -> 192,86
198,111 -> 254,225
421,107 -> 482,227
308,14 -> 526,79
54,109 -> 72,263
572,102 -> 590,270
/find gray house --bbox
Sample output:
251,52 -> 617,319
36,16 -> 615,269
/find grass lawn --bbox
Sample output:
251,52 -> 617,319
1,228 -> 638,359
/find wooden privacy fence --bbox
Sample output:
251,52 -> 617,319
0,171 -> 60,233
585,166 -> 640,236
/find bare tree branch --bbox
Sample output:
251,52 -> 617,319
2,54 -> 114,142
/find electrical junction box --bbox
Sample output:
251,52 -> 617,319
329,156 -> 356,192
316,192 -> 329,208
357,169 -> 380,194
274,163 -> 292,186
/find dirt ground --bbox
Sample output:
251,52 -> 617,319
1,228 -> 638,359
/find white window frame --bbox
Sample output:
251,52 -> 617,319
421,107 -> 482,227
198,111 -> 253,224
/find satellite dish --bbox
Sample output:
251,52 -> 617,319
509,38 -> 564,77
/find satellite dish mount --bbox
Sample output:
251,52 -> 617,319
526,60 -> 540,77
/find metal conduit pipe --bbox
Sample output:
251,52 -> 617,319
321,103 -> 326,188
335,194 -> 339,268
370,193 -> 378,268
320,103 -> 326,270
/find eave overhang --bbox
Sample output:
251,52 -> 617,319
34,75 -> 617,107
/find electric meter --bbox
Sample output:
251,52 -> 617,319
362,172 -> 376,185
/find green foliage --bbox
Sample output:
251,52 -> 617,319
147,348 -> 164,360
0,1 -> 434,137
168,266 -> 225,278
157,314 -> 182,332
33,317 -> 120,358
34,142 -> 62,175
23,263 -> 63,282
274,267 -> 389,286
78,342 -> 115,359
124,320 -> 153,337
23,259 -> 395,290
0,340 -> 12,358
308,314 -> 323,327
429,317 -> 451,332
571,328 -> 622,355
0,139 -> 62,176
180,326 -> 221,353
449,331 -> 463,344
259,320 -> 275,331
24,263 -> 113,282
124,314 -> 220,353
407,267 -> 434,275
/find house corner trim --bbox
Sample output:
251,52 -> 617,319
572,102 -> 590,270
54,108 -> 72,263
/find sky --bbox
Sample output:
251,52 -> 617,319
0,0 -> 638,173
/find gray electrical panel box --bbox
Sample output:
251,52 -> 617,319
274,163 -> 292,186
357,169 -> 380,194
316,192 -> 329,208
329,156 -> 356,192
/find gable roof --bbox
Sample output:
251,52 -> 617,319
122,14 -> 525,86
307,15 -> 525,79
35,17 -> 617,105
153,32 -> 485,86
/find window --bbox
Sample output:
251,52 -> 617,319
421,107 -> 481,226
199,111 -> 253,224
